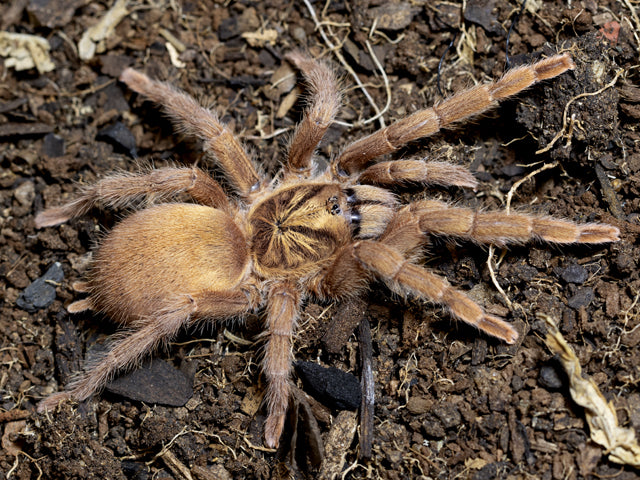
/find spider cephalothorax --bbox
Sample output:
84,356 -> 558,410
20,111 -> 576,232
248,183 -> 352,276
36,51 -> 619,448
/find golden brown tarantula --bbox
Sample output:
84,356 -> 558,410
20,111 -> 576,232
36,51 -> 619,448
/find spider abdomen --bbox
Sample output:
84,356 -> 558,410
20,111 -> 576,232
85,203 -> 249,323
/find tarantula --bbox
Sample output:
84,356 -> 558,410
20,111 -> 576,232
36,51 -> 619,448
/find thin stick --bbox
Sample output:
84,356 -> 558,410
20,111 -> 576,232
621,0 -> 640,58
358,318 -> 374,460
487,245 -> 513,309
505,161 -> 559,213
362,40 -> 391,126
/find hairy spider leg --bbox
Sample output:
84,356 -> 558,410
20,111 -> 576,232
334,53 -> 576,175
357,160 -> 478,189
262,281 -> 301,448
409,199 -> 621,246
307,240 -> 517,343
35,166 -> 229,228
37,290 -> 252,413
353,240 -> 519,343
285,51 -> 341,175
120,68 -> 262,197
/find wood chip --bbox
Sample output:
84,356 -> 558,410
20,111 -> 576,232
0,122 -> 54,138
318,410 -> 358,480
78,0 -> 129,61
358,318 -> 375,460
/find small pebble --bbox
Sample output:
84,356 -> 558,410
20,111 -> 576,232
422,415 -> 445,438
473,463 -> 498,480
433,404 -> 462,429
567,287 -> 594,309
14,181 -> 35,207
367,3 -> 420,30
538,365 -> 564,390
464,0 -> 502,34
97,122 -> 137,158
406,396 -> 431,415
501,164 -> 526,177
16,262 -> 64,312
560,263 -> 588,284
42,133 -> 65,157
290,26 -> 306,44
218,17 -> 239,40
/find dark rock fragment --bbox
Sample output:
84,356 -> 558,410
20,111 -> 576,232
16,262 -> 64,311
105,358 -> 193,407
473,462 -> 498,480
433,403 -> 462,429
27,0 -> 85,28
121,461 -> 149,480
97,122 -> 137,158
560,263 -> 588,284
42,133 -> 65,157
218,17 -> 239,41
295,361 -> 361,410
464,0 -> 502,34
567,287 -> 593,309
538,365 -> 564,390
422,415 -> 445,438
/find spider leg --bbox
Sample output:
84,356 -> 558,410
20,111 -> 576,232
308,241 -> 517,343
120,68 -> 262,197
285,51 -> 341,175
37,289 -> 251,412
358,160 -> 478,189
307,242 -> 373,301
409,199 -> 620,246
35,166 -> 229,227
262,281 -> 300,448
334,53 -> 575,176
353,240 -> 519,343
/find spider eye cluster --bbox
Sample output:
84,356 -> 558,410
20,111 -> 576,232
327,196 -> 342,215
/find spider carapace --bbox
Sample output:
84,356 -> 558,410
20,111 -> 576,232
35,51 -> 619,448
249,184 -> 352,275
248,182 -> 396,277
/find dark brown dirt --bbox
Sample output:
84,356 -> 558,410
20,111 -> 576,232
1,0 -> 639,479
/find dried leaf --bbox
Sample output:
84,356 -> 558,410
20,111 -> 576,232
78,0 -> 129,61
464,457 -> 488,470
276,87 -> 299,119
0,31 -> 55,73
542,314 -> 640,467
